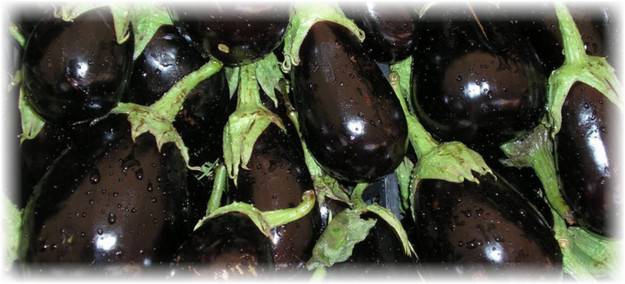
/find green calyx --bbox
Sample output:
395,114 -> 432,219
281,3 -> 365,72
9,23 -> 25,47
389,59 -> 437,158
56,4 -> 131,44
394,157 -> 414,212
2,195 -> 22,267
552,210 -> 618,280
18,84 -> 45,143
500,124 -> 575,224
222,57 -> 285,181
194,190 -> 316,240
129,4 -> 173,59
205,163 -> 228,215
112,59 -> 223,170
546,2 -> 623,138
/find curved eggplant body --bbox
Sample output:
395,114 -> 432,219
342,3 -> 417,63
413,173 -> 561,276
172,4 -> 289,66
292,21 -> 408,182
21,115 -> 191,268
127,25 -> 230,166
557,83 -> 620,237
234,124 -> 318,270
171,213 -> 274,278
412,6 -> 545,155
22,8 -> 133,124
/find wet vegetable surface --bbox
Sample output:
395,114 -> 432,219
172,3 -> 289,66
22,7 -> 133,124
413,172 -> 562,274
557,83 -> 620,237
412,5 -> 546,157
233,123 -> 318,270
342,2 -> 417,63
292,21 -> 408,182
171,213 -> 273,278
21,115 -> 192,267
127,25 -> 230,166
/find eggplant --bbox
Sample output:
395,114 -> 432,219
413,173 -> 562,276
507,4 -> 612,73
233,122 -> 318,270
292,21 -> 408,182
126,25 -> 230,166
412,5 -> 546,160
19,124 -> 75,208
22,7 -> 133,124
556,83 -> 620,237
171,213 -> 273,278
341,2 -> 417,63
172,3 -> 289,66
21,115 -> 192,269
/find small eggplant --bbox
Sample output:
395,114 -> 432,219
292,21 -> 408,182
413,173 -> 562,276
127,25 -> 230,166
412,5 -> 546,159
172,3 -> 289,66
341,2 -> 417,63
171,213 -> 274,279
22,7 -> 133,125
21,115 -> 192,268
556,83 -> 620,237
233,123 -> 318,270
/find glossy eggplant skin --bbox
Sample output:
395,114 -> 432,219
172,4 -> 289,66
171,213 -> 274,278
21,115 -> 192,268
22,7 -> 133,124
19,125 -> 75,208
412,6 -> 546,155
292,21 -> 408,182
557,83 -> 620,237
126,25 -> 230,166
413,173 -> 561,276
233,123 -> 318,270
341,3 -> 417,63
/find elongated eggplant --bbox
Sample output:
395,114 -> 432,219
22,7 -> 133,124
171,213 -> 274,279
126,25 -> 230,166
172,3 -> 289,66
413,173 -> 562,276
292,21 -> 408,182
21,115 -> 192,269
341,2 -> 417,63
412,5 -> 546,160
233,122 -> 318,270
557,83 -> 620,237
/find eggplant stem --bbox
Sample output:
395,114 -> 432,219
262,190 -> 316,228
554,2 -> 586,65
205,163 -> 228,215
9,24 -> 26,47
350,183 -> 368,209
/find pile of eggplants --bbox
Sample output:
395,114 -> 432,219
4,1 -> 621,280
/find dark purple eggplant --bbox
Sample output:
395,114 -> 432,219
233,122 -> 318,270
412,5 -> 546,160
126,25 -> 230,166
292,21 -> 408,182
413,173 -> 562,276
171,213 -> 273,278
19,124 -> 75,208
172,3 -> 289,66
21,115 -> 192,269
556,83 -> 620,237
506,4 -> 612,73
341,2 -> 417,63
22,7 -> 133,124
